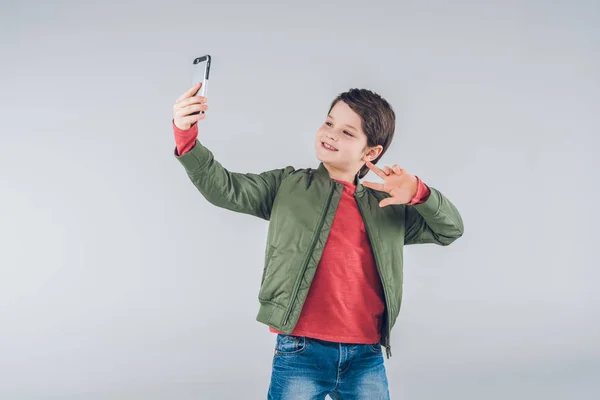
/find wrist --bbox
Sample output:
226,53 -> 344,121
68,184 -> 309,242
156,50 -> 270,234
411,175 -> 419,197
172,119 -> 198,135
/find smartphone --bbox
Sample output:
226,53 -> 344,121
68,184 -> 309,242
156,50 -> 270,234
190,54 -> 211,115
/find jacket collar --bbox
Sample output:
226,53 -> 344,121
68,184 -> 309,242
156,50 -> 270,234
315,162 -> 366,196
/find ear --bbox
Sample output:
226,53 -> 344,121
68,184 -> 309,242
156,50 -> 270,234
364,145 -> 384,162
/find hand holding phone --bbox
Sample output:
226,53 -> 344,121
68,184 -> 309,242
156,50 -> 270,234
173,82 -> 208,130
172,54 -> 211,130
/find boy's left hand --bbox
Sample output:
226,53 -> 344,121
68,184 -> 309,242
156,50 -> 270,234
362,161 -> 418,207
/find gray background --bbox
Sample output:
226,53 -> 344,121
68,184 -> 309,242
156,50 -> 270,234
1,0 -> 598,399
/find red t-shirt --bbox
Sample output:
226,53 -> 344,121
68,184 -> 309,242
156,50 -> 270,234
172,120 -> 430,343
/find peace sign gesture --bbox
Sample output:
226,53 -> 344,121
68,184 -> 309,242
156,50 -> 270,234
362,161 -> 419,207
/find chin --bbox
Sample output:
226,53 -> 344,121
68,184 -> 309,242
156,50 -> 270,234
316,149 -> 335,163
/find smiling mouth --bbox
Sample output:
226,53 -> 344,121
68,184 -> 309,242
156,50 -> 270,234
321,142 -> 338,151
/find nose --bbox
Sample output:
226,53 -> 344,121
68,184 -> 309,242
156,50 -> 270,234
327,132 -> 338,141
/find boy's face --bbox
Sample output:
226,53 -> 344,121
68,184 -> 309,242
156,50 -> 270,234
315,100 -> 381,181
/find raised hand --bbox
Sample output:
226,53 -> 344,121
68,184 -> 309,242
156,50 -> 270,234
173,81 -> 209,130
362,161 -> 418,207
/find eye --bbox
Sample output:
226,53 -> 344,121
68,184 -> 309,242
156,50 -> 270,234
325,121 -> 353,137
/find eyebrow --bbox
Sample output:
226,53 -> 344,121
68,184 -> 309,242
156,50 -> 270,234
327,114 -> 358,132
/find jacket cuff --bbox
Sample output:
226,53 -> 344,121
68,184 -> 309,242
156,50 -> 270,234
174,138 -> 212,174
410,186 -> 441,216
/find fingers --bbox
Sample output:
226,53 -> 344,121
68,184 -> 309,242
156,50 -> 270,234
185,102 -> 209,114
392,165 -> 403,175
362,180 -> 385,192
379,197 -> 395,208
381,164 -> 403,175
366,161 -> 405,178
175,104 -> 208,119
176,82 -> 202,103
365,161 -> 388,180
175,103 -> 209,118
181,113 -> 207,125
177,95 -> 207,109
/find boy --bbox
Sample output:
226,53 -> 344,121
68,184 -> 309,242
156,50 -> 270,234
171,81 -> 464,399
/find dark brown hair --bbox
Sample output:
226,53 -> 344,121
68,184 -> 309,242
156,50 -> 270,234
327,88 -> 396,179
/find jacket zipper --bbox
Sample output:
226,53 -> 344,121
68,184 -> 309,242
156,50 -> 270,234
282,181 -> 336,326
356,195 -> 393,359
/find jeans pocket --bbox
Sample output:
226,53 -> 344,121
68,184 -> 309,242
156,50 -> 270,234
369,343 -> 382,352
275,334 -> 307,355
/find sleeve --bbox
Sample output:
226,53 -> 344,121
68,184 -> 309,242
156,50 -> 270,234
174,138 -> 295,220
173,119 -> 199,156
404,186 -> 464,246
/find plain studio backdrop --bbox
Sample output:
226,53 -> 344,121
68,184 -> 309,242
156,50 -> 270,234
1,0 -> 598,399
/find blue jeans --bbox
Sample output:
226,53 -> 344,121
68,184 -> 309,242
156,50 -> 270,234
268,334 -> 390,399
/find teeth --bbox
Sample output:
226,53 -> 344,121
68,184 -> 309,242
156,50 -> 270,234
323,142 -> 337,151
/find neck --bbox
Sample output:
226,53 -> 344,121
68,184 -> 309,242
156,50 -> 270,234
323,162 -> 359,184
